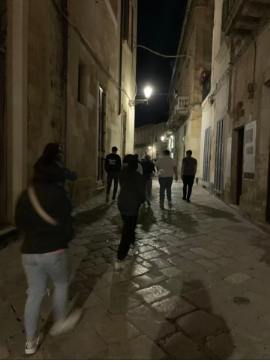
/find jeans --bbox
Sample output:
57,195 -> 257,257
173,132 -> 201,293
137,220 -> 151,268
158,177 -> 173,203
106,172 -> 119,198
22,251 -> 69,340
117,214 -> 138,261
183,175 -> 195,200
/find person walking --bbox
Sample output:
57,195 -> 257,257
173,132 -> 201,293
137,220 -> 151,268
142,154 -> 156,207
34,143 -> 77,185
105,146 -> 122,201
134,154 -> 143,175
181,150 -> 197,203
115,155 -> 145,270
15,147 -> 81,355
156,150 -> 178,207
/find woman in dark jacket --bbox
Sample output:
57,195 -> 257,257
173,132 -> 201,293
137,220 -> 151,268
116,155 -> 145,270
15,145 -> 80,355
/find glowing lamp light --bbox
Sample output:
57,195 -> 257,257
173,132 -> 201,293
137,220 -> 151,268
144,86 -> 153,99
148,146 -> 152,150
161,136 -> 165,142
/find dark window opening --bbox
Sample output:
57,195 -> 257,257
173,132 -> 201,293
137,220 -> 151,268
77,63 -> 87,105
123,0 -> 133,51
202,72 -> 211,102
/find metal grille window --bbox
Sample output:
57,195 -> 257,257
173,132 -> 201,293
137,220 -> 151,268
203,127 -> 211,182
97,87 -> 106,186
214,120 -> 225,192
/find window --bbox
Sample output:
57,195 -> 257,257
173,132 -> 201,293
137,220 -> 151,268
123,0 -> 134,51
214,120 -> 225,193
97,87 -> 106,186
184,124 -> 187,137
155,135 -> 157,142
77,63 -> 87,105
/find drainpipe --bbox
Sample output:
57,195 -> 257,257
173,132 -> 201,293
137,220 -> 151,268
118,0 -> 124,115
227,36 -> 234,123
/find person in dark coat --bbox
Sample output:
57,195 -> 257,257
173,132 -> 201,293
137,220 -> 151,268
115,154 -> 145,269
104,146 -> 122,201
15,145 -> 80,355
34,143 -> 77,185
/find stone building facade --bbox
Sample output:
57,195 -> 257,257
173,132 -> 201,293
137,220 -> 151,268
134,122 -> 168,160
200,0 -> 270,226
0,0 -> 137,228
167,0 -> 214,179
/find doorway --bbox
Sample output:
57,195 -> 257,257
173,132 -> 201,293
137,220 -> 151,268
203,126 -> 211,182
0,52 -> 7,226
122,111 -> 127,158
97,86 -> 106,187
236,127 -> 244,205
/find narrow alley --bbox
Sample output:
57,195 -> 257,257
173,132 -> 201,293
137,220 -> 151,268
1,181 -> 270,359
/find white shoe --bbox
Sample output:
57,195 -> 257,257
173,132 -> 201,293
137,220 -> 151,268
114,261 -> 126,271
25,335 -> 41,355
130,245 -> 139,256
50,309 -> 82,336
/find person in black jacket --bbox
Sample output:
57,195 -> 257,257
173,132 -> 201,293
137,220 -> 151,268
105,146 -> 122,201
142,155 -> 156,207
15,146 -> 81,355
116,154 -> 145,270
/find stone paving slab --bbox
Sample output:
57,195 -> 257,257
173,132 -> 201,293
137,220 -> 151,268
1,180 -> 270,359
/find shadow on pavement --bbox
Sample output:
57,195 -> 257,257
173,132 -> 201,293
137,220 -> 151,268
180,279 -> 235,359
191,203 -> 241,223
138,205 -> 157,233
161,208 -> 199,235
74,203 -> 113,227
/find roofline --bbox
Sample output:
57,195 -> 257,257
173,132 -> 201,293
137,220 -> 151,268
135,121 -> 167,130
168,0 -> 193,100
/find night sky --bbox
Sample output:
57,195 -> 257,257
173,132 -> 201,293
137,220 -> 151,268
135,0 -> 187,128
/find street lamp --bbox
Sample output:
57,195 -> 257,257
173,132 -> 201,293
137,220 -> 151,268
144,86 -> 152,99
161,136 -> 165,142
129,86 -> 153,106
148,146 -> 152,150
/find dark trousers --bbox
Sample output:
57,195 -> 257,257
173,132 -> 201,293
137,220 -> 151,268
183,175 -> 195,200
143,176 -> 152,202
117,214 -> 138,261
158,177 -> 173,203
106,172 -> 119,198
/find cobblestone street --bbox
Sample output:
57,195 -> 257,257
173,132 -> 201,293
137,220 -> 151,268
1,180 -> 270,359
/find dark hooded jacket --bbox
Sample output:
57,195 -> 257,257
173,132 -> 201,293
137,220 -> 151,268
15,182 -> 74,254
118,169 -> 145,216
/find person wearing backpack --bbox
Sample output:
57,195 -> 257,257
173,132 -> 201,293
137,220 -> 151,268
15,145 -> 81,355
105,146 -> 122,201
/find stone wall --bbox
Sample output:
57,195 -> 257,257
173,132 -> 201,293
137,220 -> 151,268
27,0 -> 66,182
169,1 -> 214,178
26,0 -> 137,204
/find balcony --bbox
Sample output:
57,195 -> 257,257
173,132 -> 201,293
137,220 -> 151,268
167,96 -> 189,130
222,0 -> 270,36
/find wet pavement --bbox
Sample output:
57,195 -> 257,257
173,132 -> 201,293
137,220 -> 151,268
1,180 -> 270,359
